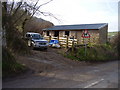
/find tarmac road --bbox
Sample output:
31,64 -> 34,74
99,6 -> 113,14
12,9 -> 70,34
2,48 -> 119,88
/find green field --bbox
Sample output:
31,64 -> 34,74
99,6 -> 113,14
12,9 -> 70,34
108,32 -> 118,37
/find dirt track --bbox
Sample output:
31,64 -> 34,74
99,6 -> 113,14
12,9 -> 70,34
16,48 -> 92,73
3,48 -> 118,88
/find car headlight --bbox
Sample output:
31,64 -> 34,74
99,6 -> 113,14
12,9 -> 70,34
34,42 -> 39,45
31,41 -> 35,45
33,41 -> 39,45
46,42 -> 49,45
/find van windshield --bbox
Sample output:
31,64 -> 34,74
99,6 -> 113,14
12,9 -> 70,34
31,34 -> 43,39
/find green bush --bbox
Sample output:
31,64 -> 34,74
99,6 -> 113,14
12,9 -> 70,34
64,43 -> 117,62
111,32 -> 120,59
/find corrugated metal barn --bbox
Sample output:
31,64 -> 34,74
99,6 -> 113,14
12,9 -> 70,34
43,23 -> 108,44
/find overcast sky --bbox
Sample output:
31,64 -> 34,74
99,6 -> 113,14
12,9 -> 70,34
7,0 -> 119,32
36,0 -> 119,32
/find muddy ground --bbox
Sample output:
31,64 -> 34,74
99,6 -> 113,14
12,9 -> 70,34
16,48 -> 94,73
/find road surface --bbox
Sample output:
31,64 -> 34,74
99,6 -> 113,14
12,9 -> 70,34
3,48 -> 119,88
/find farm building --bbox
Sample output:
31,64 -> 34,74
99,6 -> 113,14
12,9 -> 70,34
43,23 -> 108,45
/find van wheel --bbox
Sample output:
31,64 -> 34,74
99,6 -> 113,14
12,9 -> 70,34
44,48 -> 48,51
30,43 -> 34,50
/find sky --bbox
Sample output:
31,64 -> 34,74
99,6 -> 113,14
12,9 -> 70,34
35,0 -> 119,32
6,0 -> 119,32
119,1 -> 120,30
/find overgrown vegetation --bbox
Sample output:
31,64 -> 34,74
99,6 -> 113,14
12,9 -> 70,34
2,47 -> 26,78
5,27 -> 30,54
65,44 -> 117,62
111,32 -> 120,59
63,33 -> 119,62
2,0 -> 55,77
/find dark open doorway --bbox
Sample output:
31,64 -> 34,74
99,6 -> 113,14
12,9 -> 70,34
65,31 -> 69,36
54,31 -> 59,37
46,31 -> 49,36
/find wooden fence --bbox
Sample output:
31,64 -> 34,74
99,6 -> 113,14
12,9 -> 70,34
44,36 -> 78,48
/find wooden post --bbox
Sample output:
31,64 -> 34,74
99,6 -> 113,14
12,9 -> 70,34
72,36 -> 74,53
83,38 -> 84,44
77,39 -> 79,45
85,42 -> 87,56
88,37 -> 90,44
84,38 -> 87,56
57,36 -> 59,41
49,35 -> 51,42
93,37 -> 95,44
66,36 -> 68,48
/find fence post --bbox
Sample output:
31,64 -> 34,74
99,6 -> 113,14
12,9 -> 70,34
88,37 -> 90,44
93,37 -> 94,43
57,36 -> 59,41
77,39 -> 79,45
72,36 -> 74,53
85,40 -> 87,56
82,38 -> 84,44
84,38 -> 85,44
66,36 -> 68,48
49,35 -> 51,42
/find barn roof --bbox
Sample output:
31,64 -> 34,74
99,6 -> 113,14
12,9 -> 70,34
43,23 -> 108,31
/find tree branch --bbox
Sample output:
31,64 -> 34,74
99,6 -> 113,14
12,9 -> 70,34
10,0 -> 14,15
12,9 -> 27,25
36,10 -> 61,22
25,0 -> 60,23
39,0 -> 53,7
27,0 -> 53,19
12,0 -> 23,16
32,0 -> 39,14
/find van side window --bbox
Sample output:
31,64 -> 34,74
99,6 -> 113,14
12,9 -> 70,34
26,34 -> 31,38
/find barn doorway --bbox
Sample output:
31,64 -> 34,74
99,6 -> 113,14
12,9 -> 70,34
46,31 -> 49,36
54,31 -> 59,37
65,31 -> 69,36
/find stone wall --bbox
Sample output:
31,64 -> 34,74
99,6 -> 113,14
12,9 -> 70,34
99,25 -> 108,44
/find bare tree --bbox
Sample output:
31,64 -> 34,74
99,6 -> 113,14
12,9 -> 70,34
2,0 -> 58,48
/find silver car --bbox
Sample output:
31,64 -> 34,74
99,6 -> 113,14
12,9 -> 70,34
25,32 -> 48,49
